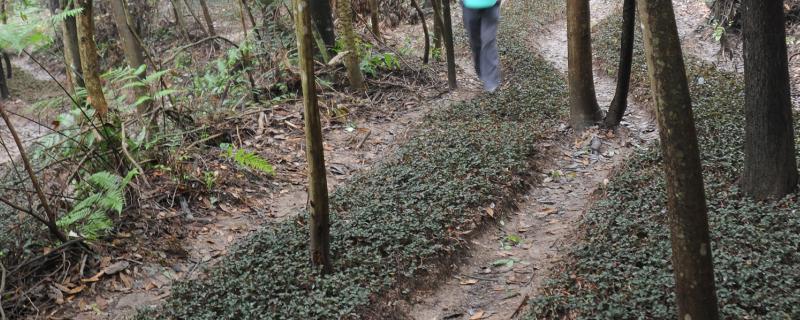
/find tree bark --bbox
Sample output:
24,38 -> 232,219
411,0 -> 430,64
442,0 -> 457,90
604,0 -> 635,127
61,0 -> 84,93
310,0 -> 336,49
0,59 -> 7,99
432,0 -> 443,49
368,0 -> 381,39
110,0 -> 151,114
198,0 -> 216,37
637,1 -> 720,319
182,0 -> 211,37
293,0 -> 333,274
170,0 -> 191,41
567,0 -> 601,131
76,0 -> 109,119
337,0 -> 365,90
741,0 -> 799,199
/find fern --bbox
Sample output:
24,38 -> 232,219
220,144 -> 275,175
57,169 -> 138,240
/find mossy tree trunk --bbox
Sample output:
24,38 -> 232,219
76,0 -> 109,119
61,0 -> 84,93
368,0 -> 381,39
293,0 -> 333,274
432,0 -> 443,50
311,0 -> 336,49
442,0 -> 457,90
337,0 -> 365,90
637,0 -> 720,319
567,0 -> 601,131
741,0 -> 799,199
110,0 -> 151,114
604,0 -> 635,127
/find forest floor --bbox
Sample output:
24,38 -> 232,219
409,0 -> 762,319
41,9 -> 487,320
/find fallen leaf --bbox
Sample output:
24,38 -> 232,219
486,207 -> 495,218
469,310 -> 485,320
459,279 -> 478,285
53,283 -> 85,295
103,261 -> 130,275
536,207 -> 559,216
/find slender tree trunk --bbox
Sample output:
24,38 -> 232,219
61,0 -> 84,92
337,0 -> 365,90
293,0 -> 333,274
310,0 -> 336,49
637,1 -> 720,319
0,0 -> 7,99
411,0 -> 430,64
741,0 -> 799,199
442,0 -> 457,90
240,0 -> 263,42
604,0 -> 635,127
171,0 -> 191,41
198,0 -> 216,37
0,59 -> 7,99
432,0 -> 443,50
567,0 -> 601,131
182,0 -> 211,37
368,0 -> 381,39
75,0 -> 109,119
110,0 -> 151,114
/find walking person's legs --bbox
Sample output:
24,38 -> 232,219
462,7 -> 483,76
479,4 -> 501,92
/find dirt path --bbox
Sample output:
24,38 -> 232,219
408,1 -> 658,319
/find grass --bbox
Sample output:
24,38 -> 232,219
136,0 -> 567,319
527,9 -> 800,319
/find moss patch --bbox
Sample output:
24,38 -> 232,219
527,8 -> 800,320
139,1 -> 567,319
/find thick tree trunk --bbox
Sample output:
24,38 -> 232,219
604,0 -> 635,127
198,0 -> 216,37
110,0 -> 150,114
61,0 -> 84,92
741,0 -> 799,199
293,0 -> 333,274
567,0 -> 601,131
411,0 -> 430,64
310,0 -> 336,49
442,0 -> 457,90
76,0 -> 109,119
337,0 -> 365,90
637,1 -> 720,319
432,0 -> 443,50
368,0 -> 381,39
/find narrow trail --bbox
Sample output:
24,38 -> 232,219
409,1 -> 657,319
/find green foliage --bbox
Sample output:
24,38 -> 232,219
57,170 -> 138,240
528,10 -> 800,319
220,143 -> 275,175
136,1 -> 565,318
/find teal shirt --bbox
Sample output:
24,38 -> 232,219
463,0 -> 497,9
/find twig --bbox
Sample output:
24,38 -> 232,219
164,35 -> 239,64
0,261 -> 6,320
356,130 -> 371,149
0,103 -> 67,242
120,121 -> 149,187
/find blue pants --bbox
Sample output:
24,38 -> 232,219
462,3 -> 501,91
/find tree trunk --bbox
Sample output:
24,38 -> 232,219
442,0 -> 457,90
240,0 -> 263,42
182,0 -> 211,37
293,0 -> 333,274
636,1 -> 720,319
432,0 -> 443,49
170,0 -> 191,41
76,0 -> 109,119
567,0 -> 601,131
604,0 -> 635,127
368,0 -> 381,39
110,0 -> 150,114
0,59 -> 7,99
198,0 -> 216,37
741,0 -> 799,199
61,0 -> 84,92
411,0 -> 430,64
0,0 -> 7,99
310,0 -> 336,49
337,0 -> 365,90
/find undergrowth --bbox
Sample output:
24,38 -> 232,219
527,10 -> 800,319
137,0 -> 566,319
